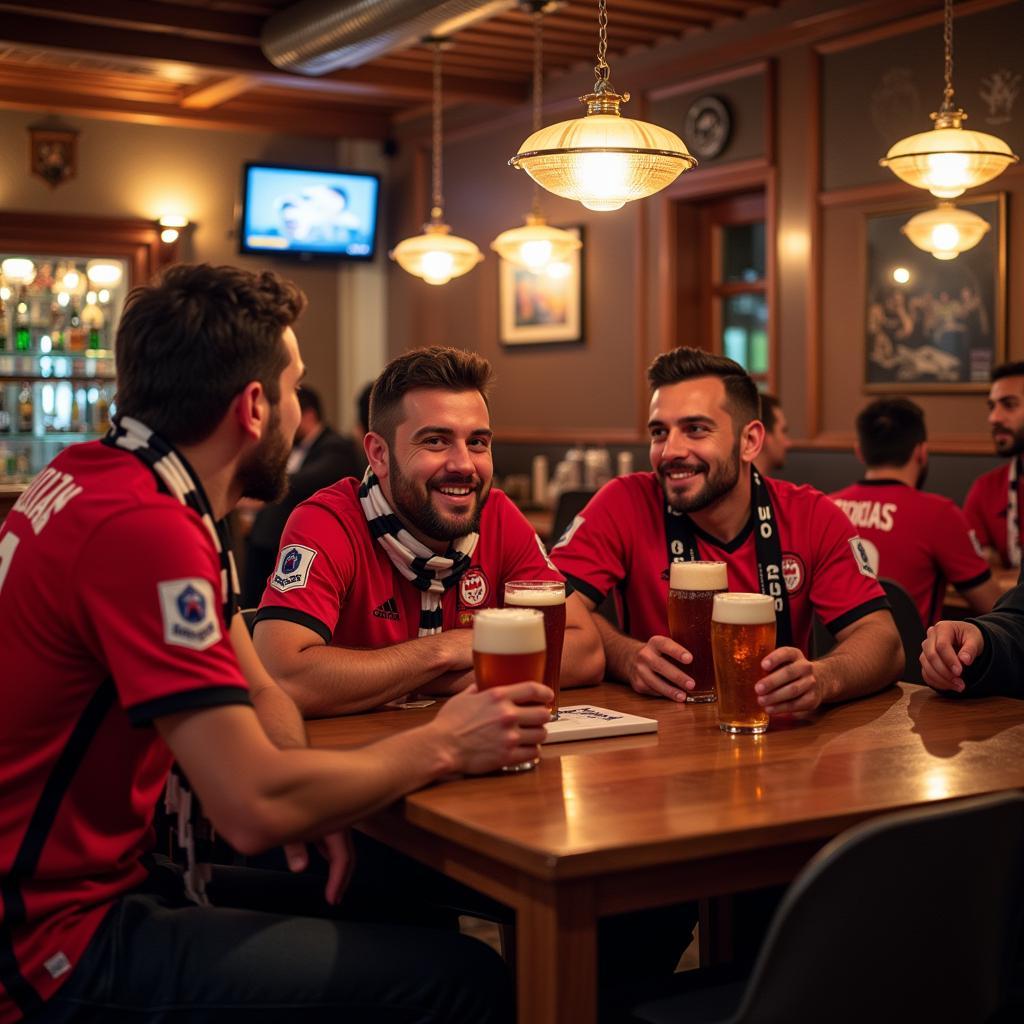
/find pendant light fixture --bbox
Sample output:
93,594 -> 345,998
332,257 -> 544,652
880,0 -> 1017,198
491,2 -> 581,273
509,0 -> 696,212
390,39 -> 483,286
900,202 -> 990,260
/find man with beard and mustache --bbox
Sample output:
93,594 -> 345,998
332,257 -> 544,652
0,265 -> 549,1024
964,361 -> 1024,568
552,347 -> 902,712
831,398 -> 997,629
253,345 -> 603,717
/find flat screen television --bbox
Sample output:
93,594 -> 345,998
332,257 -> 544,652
239,162 -> 381,261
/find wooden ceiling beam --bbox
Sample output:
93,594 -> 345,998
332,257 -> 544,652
180,74 -> 259,109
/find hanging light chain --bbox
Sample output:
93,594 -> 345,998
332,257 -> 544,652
431,40 -> 444,220
595,0 -> 609,85
941,0 -> 955,113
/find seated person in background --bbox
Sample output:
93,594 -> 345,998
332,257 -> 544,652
551,347 -> 902,715
0,264 -> 539,1024
831,398 -> 998,628
254,345 -> 604,717
753,392 -> 791,477
242,385 -> 361,607
964,360 -> 1024,568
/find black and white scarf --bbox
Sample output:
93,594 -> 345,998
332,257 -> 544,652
104,416 -> 240,906
663,467 -> 793,647
358,467 -> 478,635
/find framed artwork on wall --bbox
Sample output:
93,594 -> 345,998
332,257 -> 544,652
499,226 -> 583,346
864,194 -> 1005,392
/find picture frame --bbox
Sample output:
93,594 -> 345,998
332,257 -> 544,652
499,226 -> 583,345
864,194 -> 1005,392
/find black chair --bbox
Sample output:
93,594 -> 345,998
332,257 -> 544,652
617,792 -> 1024,1024
550,487 -> 596,547
878,577 -> 926,684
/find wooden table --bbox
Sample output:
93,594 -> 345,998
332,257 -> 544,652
307,683 -> 1024,1024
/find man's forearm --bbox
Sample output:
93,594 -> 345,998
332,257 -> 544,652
251,684 -> 308,748
594,614 -> 642,684
814,616 -> 901,703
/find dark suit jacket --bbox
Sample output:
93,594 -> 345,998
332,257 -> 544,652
243,426 -> 362,606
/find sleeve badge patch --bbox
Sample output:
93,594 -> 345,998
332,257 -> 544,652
157,578 -> 221,651
271,544 -> 318,593
849,536 -> 879,578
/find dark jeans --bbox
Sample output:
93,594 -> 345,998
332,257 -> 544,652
30,864 -> 512,1024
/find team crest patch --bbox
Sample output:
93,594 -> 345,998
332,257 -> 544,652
157,578 -> 221,652
271,544 -> 317,593
849,536 -> 878,578
459,568 -> 489,608
781,554 -> 805,594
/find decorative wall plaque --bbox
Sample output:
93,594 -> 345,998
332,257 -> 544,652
29,125 -> 78,189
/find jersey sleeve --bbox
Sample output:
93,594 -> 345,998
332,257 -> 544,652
75,507 -> 249,726
491,492 -> 567,589
253,499 -> 356,643
962,478 -> 993,548
807,492 -> 890,635
934,499 -> 992,590
549,479 -> 630,606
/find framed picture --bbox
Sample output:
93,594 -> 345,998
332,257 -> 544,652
499,226 -> 583,345
864,194 -> 1005,392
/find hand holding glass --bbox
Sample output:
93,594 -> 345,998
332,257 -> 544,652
504,580 -> 566,719
472,608 -> 546,772
667,561 -> 728,703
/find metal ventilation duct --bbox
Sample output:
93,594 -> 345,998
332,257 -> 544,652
262,0 -> 517,76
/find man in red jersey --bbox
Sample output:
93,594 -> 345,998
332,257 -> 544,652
0,265 -> 548,1024
754,392 -> 791,477
552,347 -> 902,714
832,398 -> 997,628
253,346 -> 603,717
964,361 -> 1024,568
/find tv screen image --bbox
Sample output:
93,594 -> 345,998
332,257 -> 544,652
240,164 -> 380,260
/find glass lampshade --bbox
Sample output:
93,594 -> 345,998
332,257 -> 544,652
881,112 -> 1018,199
511,93 -> 696,212
490,213 -> 581,273
86,260 -> 124,287
900,203 -> 990,261
390,221 -> 483,286
1,258 -> 35,285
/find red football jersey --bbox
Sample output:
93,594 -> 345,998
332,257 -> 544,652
550,472 -> 887,651
255,479 -> 563,644
831,479 -> 990,628
0,441 -> 250,1023
963,462 -> 1020,568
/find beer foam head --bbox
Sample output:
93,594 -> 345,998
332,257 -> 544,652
670,560 -> 727,591
473,608 -> 546,653
712,592 -> 776,624
505,581 -> 566,607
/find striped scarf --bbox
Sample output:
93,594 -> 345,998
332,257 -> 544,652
358,467 -> 478,635
104,416 -> 239,906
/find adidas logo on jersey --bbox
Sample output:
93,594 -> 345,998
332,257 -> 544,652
373,597 -> 400,621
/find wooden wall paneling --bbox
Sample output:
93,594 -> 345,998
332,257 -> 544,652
806,49 -> 823,438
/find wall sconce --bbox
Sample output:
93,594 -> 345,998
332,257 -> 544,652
159,215 -> 189,244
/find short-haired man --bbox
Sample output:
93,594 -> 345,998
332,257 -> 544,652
964,361 -> 1024,568
0,265 -> 546,1023
254,346 -> 603,716
242,385 -> 362,607
754,392 -> 791,476
552,347 -> 902,713
831,398 -> 998,628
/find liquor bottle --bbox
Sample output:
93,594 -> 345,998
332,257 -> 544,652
50,300 -> 66,351
0,291 -> 7,351
93,387 -> 110,433
68,300 -> 86,351
17,383 -> 33,433
14,295 -> 31,352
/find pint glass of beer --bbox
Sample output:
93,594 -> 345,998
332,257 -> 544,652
711,593 -> 776,735
504,580 -> 566,719
667,561 -> 728,703
473,608 -> 547,772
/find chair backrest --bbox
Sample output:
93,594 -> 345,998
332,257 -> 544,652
241,607 -> 258,636
879,576 -> 926,684
550,488 -> 595,549
731,792 -> 1024,1024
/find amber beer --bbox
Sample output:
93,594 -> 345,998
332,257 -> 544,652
504,580 -> 566,719
711,593 -> 776,735
472,608 -> 546,772
667,561 -> 728,703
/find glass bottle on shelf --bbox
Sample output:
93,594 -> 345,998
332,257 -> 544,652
15,293 -> 31,352
17,382 -> 33,433
50,299 -> 66,352
0,291 -> 7,352
94,387 -> 110,433
68,299 -> 85,352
